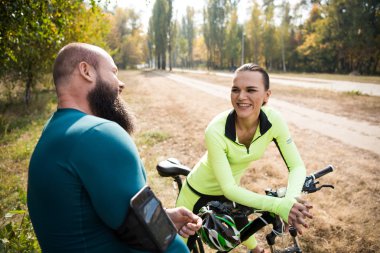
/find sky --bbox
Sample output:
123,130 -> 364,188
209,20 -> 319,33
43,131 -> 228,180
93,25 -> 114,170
108,0 -> 306,32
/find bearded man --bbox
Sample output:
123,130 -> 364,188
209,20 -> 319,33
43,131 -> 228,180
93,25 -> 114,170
27,43 -> 201,253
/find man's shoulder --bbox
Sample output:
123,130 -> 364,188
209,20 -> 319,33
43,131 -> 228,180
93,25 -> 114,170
79,115 -> 127,138
81,114 -> 115,127
53,108 -> 118,129
71,115 -> 136,155
56,110 -> 128,140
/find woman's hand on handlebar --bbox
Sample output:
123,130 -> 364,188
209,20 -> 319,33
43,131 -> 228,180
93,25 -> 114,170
286,198 -> 313,235
165,207 -> 202,238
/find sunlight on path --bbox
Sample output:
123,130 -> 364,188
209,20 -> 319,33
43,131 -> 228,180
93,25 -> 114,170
162,72 -> 380,155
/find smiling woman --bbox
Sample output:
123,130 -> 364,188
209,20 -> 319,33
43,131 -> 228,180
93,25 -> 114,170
175,63 -> 311,253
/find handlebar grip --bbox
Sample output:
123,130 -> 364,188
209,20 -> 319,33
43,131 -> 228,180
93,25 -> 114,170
313,165 -> 334,179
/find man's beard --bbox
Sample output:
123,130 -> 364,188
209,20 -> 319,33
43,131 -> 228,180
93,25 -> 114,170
87,77 -> 135,134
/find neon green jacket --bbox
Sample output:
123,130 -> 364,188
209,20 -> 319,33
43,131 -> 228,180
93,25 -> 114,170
187,106 -> 306,222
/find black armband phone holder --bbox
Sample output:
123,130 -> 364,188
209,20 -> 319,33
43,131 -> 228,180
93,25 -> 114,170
116,186 -> 177,252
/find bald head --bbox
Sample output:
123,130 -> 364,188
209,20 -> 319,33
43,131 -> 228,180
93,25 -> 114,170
53,43 -> 108,86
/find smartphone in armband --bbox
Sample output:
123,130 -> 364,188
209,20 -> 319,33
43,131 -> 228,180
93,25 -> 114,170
130,185 -> 177,252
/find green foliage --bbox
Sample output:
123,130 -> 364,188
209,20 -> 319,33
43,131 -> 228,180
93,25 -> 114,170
171,7 -> 196,68
108,7 -> 145,69
195,0 -> 380,74
0,0 -> 111,105
278,0 -> 378,74
225,8 -> 240,68
1,0 -> 79,104
182,7 -> 195,68
246,1 -> 264,65
262,0 -> 278,70
136,131 -> 171,146
322,0 -> 379,74
0,209 -> 40,253
344,90 -> 365,96
0,91 -> 55,253
203,0 -> 229,68
65,3 -> 112,50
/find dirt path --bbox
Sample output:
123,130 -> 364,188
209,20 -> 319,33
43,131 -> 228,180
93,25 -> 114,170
174,68 -> 380,96
161,72 -> 380,156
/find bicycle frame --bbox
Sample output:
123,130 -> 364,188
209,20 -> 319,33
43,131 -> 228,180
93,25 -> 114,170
156,158 -> 334,253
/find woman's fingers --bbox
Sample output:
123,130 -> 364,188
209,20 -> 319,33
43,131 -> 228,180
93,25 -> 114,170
287,200 -> 314,235
301,209 -> 313,219
296,197 -> 313,210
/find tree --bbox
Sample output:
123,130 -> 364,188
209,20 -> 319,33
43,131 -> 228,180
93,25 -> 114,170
262,0 -> 278,70
278,0 -> 292,72
176,18 -> 188,67
203,0 -> 229,68
66,4 -> 112,49
193,35 -> 208,67
225,7 -> 240,69
166,0 -> 173,71
175,7 -> 195,68
183,7 -> 195,68
246,0 -> 264,65
296,3 -> 332,72
202,8 -> 212,69
170,19 -> 179,68
150,0 -> 171,70
323,0 -> 380,74
0,0 -> 110,104
107,7 -> 145,69
147,17 -> 155,68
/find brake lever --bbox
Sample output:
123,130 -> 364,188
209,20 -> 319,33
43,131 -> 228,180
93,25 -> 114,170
317,184 -> 334,190
304,180 -> 335,193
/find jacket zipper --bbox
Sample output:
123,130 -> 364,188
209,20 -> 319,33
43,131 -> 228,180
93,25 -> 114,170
235,135 -> 263,154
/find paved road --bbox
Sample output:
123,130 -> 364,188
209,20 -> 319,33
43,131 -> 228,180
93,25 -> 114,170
173,68 -> 380,96
161,72 -> 380,156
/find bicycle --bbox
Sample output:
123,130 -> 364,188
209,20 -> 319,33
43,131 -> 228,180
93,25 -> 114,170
156,158 -> 334,253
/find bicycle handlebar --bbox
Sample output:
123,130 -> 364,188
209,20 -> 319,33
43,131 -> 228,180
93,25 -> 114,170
312,165 -> 334,179
238,165 -> 335,246
302,165 -> 335,193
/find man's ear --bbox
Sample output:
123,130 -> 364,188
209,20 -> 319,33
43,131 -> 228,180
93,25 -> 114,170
78,61 -> 96,82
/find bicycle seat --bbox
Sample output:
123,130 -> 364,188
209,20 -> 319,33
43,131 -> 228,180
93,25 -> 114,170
156,158 -> 191,177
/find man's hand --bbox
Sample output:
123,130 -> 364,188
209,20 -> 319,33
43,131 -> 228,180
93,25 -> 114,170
286,197 -> 313,235
165,207 -> 202,238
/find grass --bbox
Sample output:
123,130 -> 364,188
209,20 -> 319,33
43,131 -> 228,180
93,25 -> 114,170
135,131 -> 171,147
0,90 -> 56,252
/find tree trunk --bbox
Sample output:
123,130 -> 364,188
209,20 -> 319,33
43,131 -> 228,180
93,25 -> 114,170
161,52 -> 166,70
25,72 -> 33,105
372,54 -> 379,74
168,43 -> 172,71
281,35 -> 286,72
